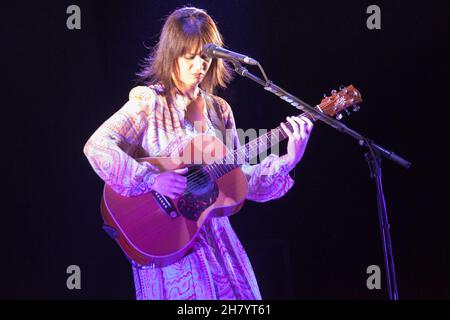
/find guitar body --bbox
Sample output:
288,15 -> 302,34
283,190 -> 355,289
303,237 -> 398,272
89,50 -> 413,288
100,134 -> 248,267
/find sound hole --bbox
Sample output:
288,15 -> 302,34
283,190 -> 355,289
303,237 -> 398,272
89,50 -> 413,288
177,165 -> 219,221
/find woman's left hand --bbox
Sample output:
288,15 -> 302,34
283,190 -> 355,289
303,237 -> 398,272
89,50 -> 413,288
280,116 -> 314,172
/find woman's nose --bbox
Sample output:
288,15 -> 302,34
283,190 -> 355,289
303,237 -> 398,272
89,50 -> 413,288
193,55 -> 208,70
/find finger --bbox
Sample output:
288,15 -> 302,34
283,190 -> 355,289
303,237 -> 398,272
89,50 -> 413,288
300,116 -> 314,133
286,117 -> 300,138
292,116 -> 307,139
170,173 -> 188,183
173,167 -> 189,174
167,193 -> 178,200
280,122 -> 293,139
175,174 -> 188,182
171,179 -> 187,187
169,188 -> 186,197
168,190 -> 184,199
171,182 -> 187,190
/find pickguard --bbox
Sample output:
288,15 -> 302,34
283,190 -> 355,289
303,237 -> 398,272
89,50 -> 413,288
177,165 -> 219,221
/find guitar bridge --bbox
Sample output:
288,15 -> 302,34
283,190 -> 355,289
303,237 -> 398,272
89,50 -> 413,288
151,190 -> 178,219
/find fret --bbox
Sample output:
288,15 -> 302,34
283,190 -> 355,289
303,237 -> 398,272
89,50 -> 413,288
205,105 -> 327,180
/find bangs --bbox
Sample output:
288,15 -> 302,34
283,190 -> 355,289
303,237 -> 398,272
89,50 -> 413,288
179,35 -> 203,55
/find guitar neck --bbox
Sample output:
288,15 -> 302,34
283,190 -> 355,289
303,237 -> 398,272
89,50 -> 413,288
237,108 -> 320,160
203,84 -> 361,181
238,106 -> 323,160
204,109 -> 320,181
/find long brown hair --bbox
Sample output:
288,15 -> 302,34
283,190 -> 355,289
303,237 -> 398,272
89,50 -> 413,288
137,7 -> 233,104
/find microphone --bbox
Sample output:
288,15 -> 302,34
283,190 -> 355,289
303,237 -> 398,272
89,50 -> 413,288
202,43 -> 259,66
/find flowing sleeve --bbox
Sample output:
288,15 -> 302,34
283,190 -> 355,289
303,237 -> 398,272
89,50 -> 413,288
216,97 -> 295,203
83,86 -> 160,197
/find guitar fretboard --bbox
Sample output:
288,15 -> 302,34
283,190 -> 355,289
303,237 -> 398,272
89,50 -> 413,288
204,109 -> 318,180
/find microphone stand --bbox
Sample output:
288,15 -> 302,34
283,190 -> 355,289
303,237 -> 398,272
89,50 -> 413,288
231,61 -> 410,300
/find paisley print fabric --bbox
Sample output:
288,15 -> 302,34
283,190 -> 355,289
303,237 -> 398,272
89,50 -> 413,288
84,84 -> 295,299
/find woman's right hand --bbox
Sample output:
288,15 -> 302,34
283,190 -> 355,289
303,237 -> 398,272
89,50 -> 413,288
152,167 -> 188,199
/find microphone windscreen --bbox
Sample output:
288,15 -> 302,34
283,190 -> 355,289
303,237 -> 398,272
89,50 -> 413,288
202,43 -> 217,58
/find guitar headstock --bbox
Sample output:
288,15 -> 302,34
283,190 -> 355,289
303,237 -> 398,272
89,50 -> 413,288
318,85 -> 363,120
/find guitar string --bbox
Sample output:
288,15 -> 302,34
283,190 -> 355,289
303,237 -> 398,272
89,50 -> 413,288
183,93 -> 356,191
183,113 -> 313,191
184,110 -> 313,188
183,123 -> 292,192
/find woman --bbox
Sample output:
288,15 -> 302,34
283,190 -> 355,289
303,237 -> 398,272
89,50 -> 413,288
84,6 -> 313,300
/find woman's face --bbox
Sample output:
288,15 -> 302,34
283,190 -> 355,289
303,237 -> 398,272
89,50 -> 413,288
175,47 -> 212,90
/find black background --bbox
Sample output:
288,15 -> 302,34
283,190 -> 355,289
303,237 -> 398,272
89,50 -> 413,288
2,0 -> 449,299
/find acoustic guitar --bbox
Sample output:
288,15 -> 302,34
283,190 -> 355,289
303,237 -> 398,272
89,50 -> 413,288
100,85 -> 362,267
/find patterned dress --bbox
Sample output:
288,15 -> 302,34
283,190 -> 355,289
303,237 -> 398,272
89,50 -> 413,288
83,84 -> 294,299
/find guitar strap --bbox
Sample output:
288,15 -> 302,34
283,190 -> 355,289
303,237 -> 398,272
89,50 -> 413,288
204,93 -> 242,154
204,93 -> 227,140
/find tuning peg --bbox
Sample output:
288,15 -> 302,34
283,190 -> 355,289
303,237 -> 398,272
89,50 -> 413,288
323,93 -> 328,98
344,109 -> 351,116
339,85 -> 345,90
335,113 -> 343,120
352,104 -> 360,112
331,89 -> 337,95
